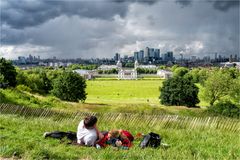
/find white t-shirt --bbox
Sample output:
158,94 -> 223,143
77,120 -> 97,146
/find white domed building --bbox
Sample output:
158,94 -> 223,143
117,60 -> 138,80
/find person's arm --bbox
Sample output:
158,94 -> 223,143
94,125 -> 104,140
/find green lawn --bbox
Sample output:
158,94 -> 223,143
86,79 -> 163,104
0,114 -> 239,160
0,79 -> 209,116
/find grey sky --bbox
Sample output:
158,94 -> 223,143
0,0 -> 239,59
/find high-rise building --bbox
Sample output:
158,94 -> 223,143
154,49 -> 160,59
29,54 -> 33,62
230,55 -> 233,62
138,50 -> 144,62
215,53 -> 218,60
234,54 -> 237,61
149,48 -> 155,58
134,52 -> 139,61
18,56 -> 26,64
163,51 -> 174,61
144,47 -> 149,58
114,53 -> 120,61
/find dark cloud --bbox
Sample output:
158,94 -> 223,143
1,0 -> 129,29
112,0 -> 158,5
0,0 -> 158,29
175,0 -> 240,12
212,0 -> 239,12
1,1 -> 239,59
175,0 -> 192,7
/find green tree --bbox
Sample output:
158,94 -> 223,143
188,68 -> 200,83
229,78 -> 240,104
51,71 -> 87,102
171,64 -> 179,72
160,76 -> 200,107
202,71 -> 233,106
0,58 -> 17,87
173,67 -> 189,77
16,69 -> 27,85
0,73 -> 4,83
198,68 -> 209,85
39,71 -> 52,94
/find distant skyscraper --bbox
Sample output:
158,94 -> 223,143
134,52 -> 139,61
163,51 -> 174,61
234,54 -> 237,61
149,48 -> 155,58
29,54 -> 33,62
138,50 -> 144,61
18,56 -> 26,64
230,54 -> 233,62
144,47 -> 149,58
215,53 -> 218,60
154,49 -> 160,59
114,53 -> 120,61
144,47 -> 150,62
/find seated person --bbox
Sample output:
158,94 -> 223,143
77,115 -> 103,146
96,129 -> 134,149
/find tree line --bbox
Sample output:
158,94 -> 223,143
1,58 -> 239,117
160,66 -> 240,118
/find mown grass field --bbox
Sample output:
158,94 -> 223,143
0,79 -> 209,116
0,113 -> 239,160
0,79 -> 208,116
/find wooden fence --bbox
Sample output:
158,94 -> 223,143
0,103 -> 239,132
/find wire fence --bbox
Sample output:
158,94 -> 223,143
0,103 -> 239,132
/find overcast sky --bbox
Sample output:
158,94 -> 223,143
0,0 -> 239,59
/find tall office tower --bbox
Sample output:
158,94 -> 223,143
234,54 -> 237,61
144,47 -> 150,62
149,48 -> 155,58
134,51 -> 139,61
229,54 -> 233,62
154,49 -> 160,59
138,50 -> 144,62
218,55 -> 222,62
114,53 -> 120,61
29,54 -> 33,62
163,51 -> 174,61
215,53 -> 218,60
144,47 -> 149,58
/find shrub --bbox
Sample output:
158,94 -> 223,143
16,85 -> 32,92
160,76 -> 200,107
207,100 -> 240,118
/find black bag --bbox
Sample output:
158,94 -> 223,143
140,132 -> 161,148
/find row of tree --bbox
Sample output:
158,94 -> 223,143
160,65 -> 240,117
0,58 -> 87,102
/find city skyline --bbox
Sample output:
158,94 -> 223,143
0,0 -> 239,60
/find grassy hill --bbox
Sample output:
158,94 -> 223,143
1,112 -> 239,160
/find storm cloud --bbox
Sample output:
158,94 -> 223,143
0,0 -> 239,59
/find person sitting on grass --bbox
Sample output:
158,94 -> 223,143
96,129 -> 134,149
77,115 -> 103,146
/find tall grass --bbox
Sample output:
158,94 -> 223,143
0,112 -> 239,160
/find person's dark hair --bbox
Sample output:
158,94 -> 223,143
84,116 -> 97,128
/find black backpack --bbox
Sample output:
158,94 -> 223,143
140,132 -> 161,148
